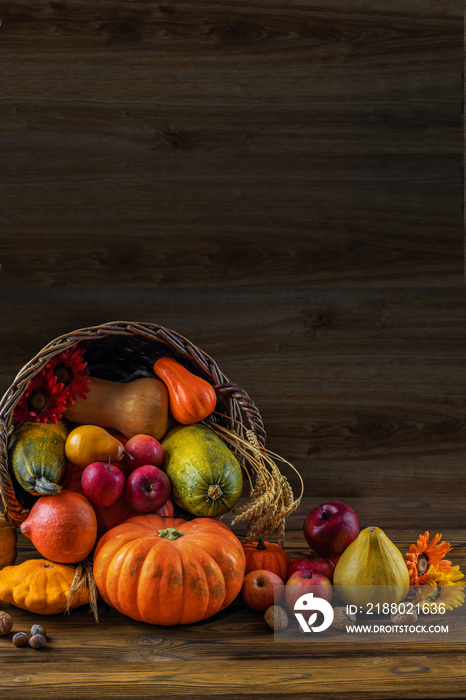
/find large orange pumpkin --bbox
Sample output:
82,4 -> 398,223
93,514 -> 245,625
242,538 -> 291,581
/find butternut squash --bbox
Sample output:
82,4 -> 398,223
64,377 -> 169,441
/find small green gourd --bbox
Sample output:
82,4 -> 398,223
8,421 -> 68,496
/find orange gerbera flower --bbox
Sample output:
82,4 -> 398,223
406,532 -> 452,585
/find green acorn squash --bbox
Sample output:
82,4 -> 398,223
8,421 -> 69,496
162,423 -> 243,517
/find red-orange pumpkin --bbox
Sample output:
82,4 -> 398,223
242,538 -> 291,581
93,514 -> 245,625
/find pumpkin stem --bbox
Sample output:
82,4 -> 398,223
207,484 -> 223,501
158,528 -> 184,541
257,537 -> 267,550
34,477 -> 62,496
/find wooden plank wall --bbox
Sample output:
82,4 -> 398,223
0,0 -> 463,286
0,2 -> 464,501
0,288 -> 464,499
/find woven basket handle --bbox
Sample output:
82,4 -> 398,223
0,417 -> 29,526
214,382 -> 267,448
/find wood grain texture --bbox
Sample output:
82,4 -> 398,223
0,500 -> 464,699
0,0 -> 463,287
0,287 -> 464,497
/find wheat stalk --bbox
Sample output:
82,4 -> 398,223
65,557 -> 99,622
206,415 -> 304,547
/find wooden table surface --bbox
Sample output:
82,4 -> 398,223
1,496 -> 465,699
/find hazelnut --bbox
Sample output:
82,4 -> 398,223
331,606 -> 357,631
29,633 -> 46,649
12,632 -> 29,647
31,624 -> 46,638
0,610 -> 14,636
264,605 -> 289,631
390,609 -> 418,626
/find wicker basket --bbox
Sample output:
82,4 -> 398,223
0,321 -> 301,543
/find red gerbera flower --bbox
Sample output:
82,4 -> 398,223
47,344 -> 90,404
13,369 -> 69,424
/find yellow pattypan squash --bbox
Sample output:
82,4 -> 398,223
0,558 -> 90,615
0,513 -> 17,569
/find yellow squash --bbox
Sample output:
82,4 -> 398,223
333,526 -> 410,606
0,558 -> 90,615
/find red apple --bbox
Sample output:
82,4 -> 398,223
81,461 -> 125,508
241,569 -> 284,612
124,465 -> 171,513
288,553 -> 335,581
303,501 -> 359,558
285,570 -> 332,612
122,434 -> 165,473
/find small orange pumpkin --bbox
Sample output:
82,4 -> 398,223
153,357 -> 217,425
93,514 -> 245,625
242,538 -> 291,581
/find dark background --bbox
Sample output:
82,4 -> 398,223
1,288 -> 465,501
1,1 -> 464,500
1,0 -> 463,286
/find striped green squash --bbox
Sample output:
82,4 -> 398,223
162,423 -> 243,518
9,421 -> 68,496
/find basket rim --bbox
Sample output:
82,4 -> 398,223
0,320 -> 267,527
